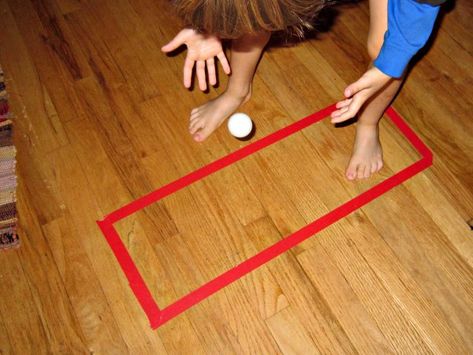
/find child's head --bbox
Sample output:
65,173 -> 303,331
173,0 -> 325,39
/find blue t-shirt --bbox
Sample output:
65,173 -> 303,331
374,0 -> 444,78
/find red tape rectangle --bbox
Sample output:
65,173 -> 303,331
97,104 -> 433,329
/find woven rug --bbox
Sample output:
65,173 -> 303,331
0,66 -> 19,250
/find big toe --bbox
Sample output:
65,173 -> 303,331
346,162 -> 359,181
193,124 -> 215,142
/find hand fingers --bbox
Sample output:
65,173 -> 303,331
217,52 -> 231,74
161,40 -> 179,53
206,58 -> 216,86
330,106 -> 350,120
335,98 -> 352,109
330,98 -> 353,119
344,79 -> 367,98
161,30 -> 188,52
331,95 -> 364,123
196,60 -> 207,91
183,57 -> 195,88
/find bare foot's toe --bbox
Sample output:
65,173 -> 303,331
190,114 -> 199,126
346,162 -> 358,180
188,90 -> 252,142
189,118 -> 198,130
346,123 -> 383,181
364,165 -> 372,179
189,117 -> 204,135
357,165 -> 365,180
193,125 -> 214,142
370,161 -> 378,174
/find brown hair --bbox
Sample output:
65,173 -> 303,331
173,0 -> 325,39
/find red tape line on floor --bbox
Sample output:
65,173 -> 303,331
97,104 -> 433,328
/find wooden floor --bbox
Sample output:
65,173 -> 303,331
1,0 -> 472,353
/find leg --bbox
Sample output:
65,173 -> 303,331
345,0 -> 404,180
189,32 -> 270,142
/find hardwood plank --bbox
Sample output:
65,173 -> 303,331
244,217 -> 357,354
42,215 -> 130,354
152,233 -> 282,353
247,141 -> 433,352
0,311 -> 13,355
64,0 -> 169,103
361,187 -> 473,350
256,37 -> 470,352
266,307 -> 321,355
28,0 -> 91,80
73,77 -> 178,241
0,0 -> 472,352
295,243 -> 393,354
0,249 -> 49,354
5,0 -> 90,123
196,283 -> 281,354
32,138 -> 167,353
55,0 -> 83,15
0,0 -> 70,153
13,183 -> 88,353
112,219 -> 204,354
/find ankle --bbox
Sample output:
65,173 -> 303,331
356,121 -> 379,130
225,85 -> 252,100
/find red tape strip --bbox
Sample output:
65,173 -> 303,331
97,104 -> 432,328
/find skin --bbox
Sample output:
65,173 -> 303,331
161,28 -> 231,90
162,30 -> 270,142
163,0 -> 405,179
331,66 -> 401,180
331,0 -> 405,180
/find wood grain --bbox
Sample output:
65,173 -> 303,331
0,0 -> 472,353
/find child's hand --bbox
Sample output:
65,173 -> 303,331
331,67 -> 392,123
161,28 -> 231,91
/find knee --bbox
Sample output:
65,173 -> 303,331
367,38 -> 383,61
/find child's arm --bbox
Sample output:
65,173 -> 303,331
162,29 -> 231,91
331,0 -> 445,123
331,66 -> 392,123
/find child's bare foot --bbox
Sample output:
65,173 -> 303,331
346,123 -> 383,180
189,88 -> 251,142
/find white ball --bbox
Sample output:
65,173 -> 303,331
227,113 -> 253,138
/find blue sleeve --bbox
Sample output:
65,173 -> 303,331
373,0 -> 441,78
